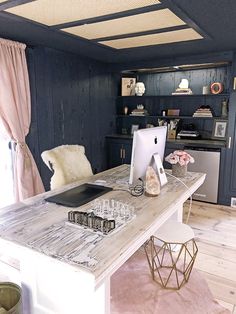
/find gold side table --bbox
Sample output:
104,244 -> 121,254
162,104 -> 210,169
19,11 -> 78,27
144,220 -> 198,290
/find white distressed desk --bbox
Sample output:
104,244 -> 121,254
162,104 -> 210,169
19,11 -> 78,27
0,165 -> 205,314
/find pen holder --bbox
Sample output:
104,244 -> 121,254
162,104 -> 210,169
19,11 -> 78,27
167,129 -> 176,139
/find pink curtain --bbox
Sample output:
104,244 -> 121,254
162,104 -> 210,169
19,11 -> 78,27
0,38 -> 45,202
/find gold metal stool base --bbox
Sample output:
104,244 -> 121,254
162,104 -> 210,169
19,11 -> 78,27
144,235 -> 198,290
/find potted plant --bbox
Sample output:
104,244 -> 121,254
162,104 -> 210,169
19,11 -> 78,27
165,150 -> 194,177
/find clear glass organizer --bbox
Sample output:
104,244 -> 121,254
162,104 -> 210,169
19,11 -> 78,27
66,198 -> 136,236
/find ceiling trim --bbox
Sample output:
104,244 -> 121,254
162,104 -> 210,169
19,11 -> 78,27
51,3 -> 165,30
99,28 -> 203,50
0,11 -> 117,60
0,0 -> 35,11
161,0 -> 211,39
57,27 -> 117,52
91,25 -> 189,42
0,10 -> 52,28
1,0 -> 230,64
55,1 -> 210,50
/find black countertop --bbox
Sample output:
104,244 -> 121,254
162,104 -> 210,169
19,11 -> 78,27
106,134 -> 226,148
167,139 -> 226,148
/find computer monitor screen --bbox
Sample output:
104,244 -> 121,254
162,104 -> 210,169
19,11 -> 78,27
129,126 -> 167,184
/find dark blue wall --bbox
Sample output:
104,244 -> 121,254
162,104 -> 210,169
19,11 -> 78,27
137,67 -> 231,95
26,47 -> 117,190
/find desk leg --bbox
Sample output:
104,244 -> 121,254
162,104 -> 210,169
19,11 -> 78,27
95,279 -> 110,314
170,203 -> 183,222
20,252 -> 110,314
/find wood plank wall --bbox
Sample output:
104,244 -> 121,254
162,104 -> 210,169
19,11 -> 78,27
26,47 -> 117,190
137,67 -> 231,95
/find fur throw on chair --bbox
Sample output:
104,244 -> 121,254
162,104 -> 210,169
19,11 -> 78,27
41,145 -> 93,190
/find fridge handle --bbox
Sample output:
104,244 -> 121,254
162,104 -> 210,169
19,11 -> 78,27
227,137 -> 231,149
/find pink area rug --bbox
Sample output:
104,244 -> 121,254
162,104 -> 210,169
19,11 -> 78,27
111,247 -> 230,314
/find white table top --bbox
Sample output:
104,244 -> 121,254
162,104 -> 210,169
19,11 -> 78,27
0,165 -> 205,287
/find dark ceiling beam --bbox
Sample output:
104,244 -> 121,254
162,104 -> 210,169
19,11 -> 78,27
58,28 -> 116,51
51,3 -> 166,30
161,0 -> 212,40
92,25 -> 189,42
0,0 -> 35,11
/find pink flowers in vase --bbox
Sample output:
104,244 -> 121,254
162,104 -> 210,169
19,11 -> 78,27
165,150 -> 194,166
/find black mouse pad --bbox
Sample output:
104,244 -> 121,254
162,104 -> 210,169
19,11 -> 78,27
45,183 -> 113,207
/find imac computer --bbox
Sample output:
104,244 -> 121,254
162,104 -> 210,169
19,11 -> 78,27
129,126 -> 167,185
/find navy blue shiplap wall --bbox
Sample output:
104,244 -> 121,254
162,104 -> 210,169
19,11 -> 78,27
26,47 -> 117,190
117,66 -> 231,138
137,67 -> 231,95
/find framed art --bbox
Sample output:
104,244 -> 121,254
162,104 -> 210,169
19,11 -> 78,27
121,78 -> 136,96
212,119 -> 227,140
131,124 -> 139,135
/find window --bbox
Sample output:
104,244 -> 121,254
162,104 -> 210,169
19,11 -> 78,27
0,134 -> 14,207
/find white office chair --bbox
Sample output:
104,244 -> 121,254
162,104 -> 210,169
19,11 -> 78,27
41,145 -> 93,190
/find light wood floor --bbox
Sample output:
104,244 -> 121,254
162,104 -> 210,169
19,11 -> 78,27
184,201 -> 236,313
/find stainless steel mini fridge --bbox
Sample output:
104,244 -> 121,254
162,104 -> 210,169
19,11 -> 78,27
185,147 -> 221,203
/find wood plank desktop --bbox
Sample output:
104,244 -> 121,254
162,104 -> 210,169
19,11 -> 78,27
0,165 -> 205,314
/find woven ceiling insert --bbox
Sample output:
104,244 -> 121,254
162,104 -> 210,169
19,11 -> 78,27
62,9 -> 185,40
99,28 -> 203,49
6,0 -> 161,26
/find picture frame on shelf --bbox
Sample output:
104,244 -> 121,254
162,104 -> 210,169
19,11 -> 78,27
212,119 -> 227,140
167,109 -> 180,116
131,124 -> 139,135
121,78 -> 136,96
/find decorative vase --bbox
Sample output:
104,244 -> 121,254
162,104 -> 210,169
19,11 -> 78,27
221,99 -> 228,117
124,106 -> 128,115
172,163 -> 187,177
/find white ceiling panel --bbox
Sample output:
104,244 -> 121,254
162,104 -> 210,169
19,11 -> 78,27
62,9 -> 185,40
6,0 -> 161,26
99,28 -> 203,49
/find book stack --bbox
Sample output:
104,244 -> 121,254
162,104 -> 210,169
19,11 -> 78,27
172,88 -> 193,95
130,108 -> 148,116
193,106 -> 213,117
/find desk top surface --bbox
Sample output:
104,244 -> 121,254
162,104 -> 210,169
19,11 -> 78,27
0,165 -> 205,285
